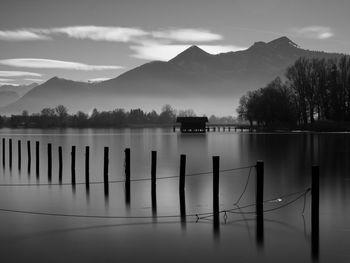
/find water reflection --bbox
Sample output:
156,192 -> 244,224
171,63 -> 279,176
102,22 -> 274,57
0,129 -> 349,263
256,214 -> 264,249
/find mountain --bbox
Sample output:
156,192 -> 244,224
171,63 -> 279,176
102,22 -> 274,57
1,36 -> 345,115
0,91 -> 19,107
2,77 -> 91,113
0,83 -> 38,107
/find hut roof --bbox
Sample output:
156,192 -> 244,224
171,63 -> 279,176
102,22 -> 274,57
176,117 -> 209,123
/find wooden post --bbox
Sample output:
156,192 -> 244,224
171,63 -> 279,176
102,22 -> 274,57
27,140 -> 31,172
125,148 -> 130,204
71,146 -> 76,185
311,165 -> 319,261
213,156 -> 220,228
58,146 -> 62,183
103,147 -> 109,196
256,160 -> 264,247
151,151 -> 157,213
179,154 -> 186,194
2,138 -> 5,167
256,161 -> 264,216
85,146 -> 90,190
35,141 -> 39,176
18,140 -> 21,170
47,143 -> 52,181
179,154 -> 186,226
9,138 -> 12,169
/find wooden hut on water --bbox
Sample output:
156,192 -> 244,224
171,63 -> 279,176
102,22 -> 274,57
176,117 -> 208,133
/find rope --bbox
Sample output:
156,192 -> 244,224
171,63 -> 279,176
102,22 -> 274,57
0,188 -> 311,220
234,166 -> 253,205
0,164 -> 256,187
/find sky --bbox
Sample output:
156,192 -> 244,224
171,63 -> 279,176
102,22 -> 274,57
0,0 -> 350,86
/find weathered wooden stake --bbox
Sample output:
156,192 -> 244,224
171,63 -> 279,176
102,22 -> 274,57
103,147 -> 109,196
58,146 -> 62,183
85,146 -> 90,190
27,140 -> 31,172
71,146 -> 76,185
125,148 -> 130,204
311,165 -> 319,261
151,151 -> 157,213
47,143 -> 52,181
2,138 -> 5,167
256,161 -> 264,216
213,156 -> 220,228
18,140 -> 21,170
179,154 -> 187,226
35,141 -> 39,176
179,154 -> 186,194
9,138 -> 12,169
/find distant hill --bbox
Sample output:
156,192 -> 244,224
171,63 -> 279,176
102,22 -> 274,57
1,36 -> 344,115
0,83 -> 37,107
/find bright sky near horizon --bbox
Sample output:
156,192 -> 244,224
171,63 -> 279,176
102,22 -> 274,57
0,0 -> 349,85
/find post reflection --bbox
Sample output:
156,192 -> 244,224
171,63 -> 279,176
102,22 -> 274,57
256,214 -> 264,249
152,189 -> 157,221
179,191 -> 186,230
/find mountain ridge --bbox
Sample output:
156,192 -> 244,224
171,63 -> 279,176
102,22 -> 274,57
1,36 -> 346,115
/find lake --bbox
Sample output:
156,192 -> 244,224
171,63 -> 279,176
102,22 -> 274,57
0,128 -> 349,263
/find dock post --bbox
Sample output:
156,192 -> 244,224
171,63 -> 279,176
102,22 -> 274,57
179,154 -> 186,226
2,138 -> 5,168
58,146 -> 63,183
47,143 -> 52,181
35,141 -> 39,176
213,156 -> 220,230
9,138 -> 12,169
103,147 -> 109,196
256,160 -> 264,247
85,146 -> 90,190
311,165 -> 319,261
71,146 -> 76,186
125,148 -> 131,204
27,140 -> 31,172
151,151 -> 157,214
179,154 -> 186,194
18,140 -> 21,170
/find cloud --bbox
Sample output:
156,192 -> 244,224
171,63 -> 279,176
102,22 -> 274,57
88,77 -> 112,82
0,30 -> 50,41
0,58 -> 122,71
0,82 -> 19,86
0,71 -> 42,77
152,29 -> 222,42
292,26 -> 334,39
130,42 -> 247,61
50,26 -> 148,42
0,78 -> 15,82
0,26 -> 226,44
25,78 -> 44,82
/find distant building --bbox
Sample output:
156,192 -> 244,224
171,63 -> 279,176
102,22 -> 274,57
176,117 -> 208,133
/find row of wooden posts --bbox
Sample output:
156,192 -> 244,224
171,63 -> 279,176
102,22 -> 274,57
0,137 -> 319,257
173,126 -> 255,133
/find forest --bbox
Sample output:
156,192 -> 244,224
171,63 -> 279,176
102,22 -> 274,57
0,105 -> 234,128
237,56 -> 350,130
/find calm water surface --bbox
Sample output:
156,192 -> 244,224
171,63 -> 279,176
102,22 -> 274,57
0,128 -> 349,263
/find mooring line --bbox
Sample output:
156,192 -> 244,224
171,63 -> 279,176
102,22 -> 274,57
0,188 -> 311,220
0,164 -> 256,187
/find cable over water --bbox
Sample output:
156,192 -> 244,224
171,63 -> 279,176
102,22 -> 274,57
0,188 -> 311,220
0,164 -> 256,187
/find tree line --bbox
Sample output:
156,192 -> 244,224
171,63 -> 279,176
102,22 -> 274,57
0,104 -> 234,128
237,56 -> 350,128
